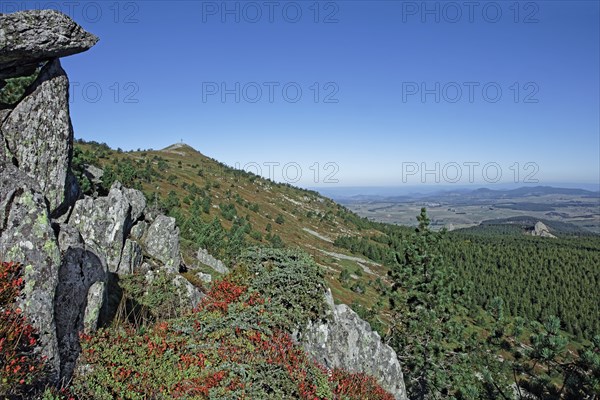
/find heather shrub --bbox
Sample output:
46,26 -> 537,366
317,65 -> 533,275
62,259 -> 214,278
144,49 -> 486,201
72,272 -> 393,399
0,261 -> 46,397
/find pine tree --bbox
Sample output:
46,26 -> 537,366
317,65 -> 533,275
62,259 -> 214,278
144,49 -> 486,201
388,208 -> 461,398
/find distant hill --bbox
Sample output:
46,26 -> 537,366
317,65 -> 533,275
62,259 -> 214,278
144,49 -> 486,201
469,186 -> 599,198
456,215 -> 596,237
338,186 -> 599,204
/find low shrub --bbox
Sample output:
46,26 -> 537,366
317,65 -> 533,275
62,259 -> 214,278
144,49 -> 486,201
239,247 -> 327,331
0,261 -> 46,397
72,272 -> 393,399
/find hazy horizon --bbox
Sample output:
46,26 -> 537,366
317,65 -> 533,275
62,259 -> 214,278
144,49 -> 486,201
312,182 -> 600,198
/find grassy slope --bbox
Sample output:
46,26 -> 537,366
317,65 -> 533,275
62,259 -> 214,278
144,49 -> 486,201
76,142 -> 392,314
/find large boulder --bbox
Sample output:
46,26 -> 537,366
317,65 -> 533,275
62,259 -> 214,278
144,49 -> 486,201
0,9 -> 98,79
301,290 -> 407,400
54,224 -> 106,382
69,182 -> 145,272
1,59 -> 77,216
144,215 -> 181,272
0,162 -> 61,379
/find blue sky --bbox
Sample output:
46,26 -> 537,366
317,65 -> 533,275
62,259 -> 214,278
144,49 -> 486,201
9,1 -> 598,188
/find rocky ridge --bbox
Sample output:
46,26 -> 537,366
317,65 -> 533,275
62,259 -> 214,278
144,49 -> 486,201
0,10 -> 194,382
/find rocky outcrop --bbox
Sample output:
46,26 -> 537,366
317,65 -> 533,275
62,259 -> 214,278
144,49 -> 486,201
2,59 -> 77,216
301,290 -> 407,400
69,182 -> 144,273
531,221 -> 556,238
0,163 -> 62,379
0,10 -> 98,79
0,10 -> 98,380
145,215 -> 181,272
0,10 -> 194,383
197,247 -> 229,274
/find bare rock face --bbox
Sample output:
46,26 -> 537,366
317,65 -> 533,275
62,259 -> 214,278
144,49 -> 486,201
0,10 -> 98,79
145,215 -> 181,272
1,59 -> 78,216
0,108 -> 10,131
301,290 -> 408,400
0,162 -> 61,379
118,239 -> 144,274
69,182 -> 145,273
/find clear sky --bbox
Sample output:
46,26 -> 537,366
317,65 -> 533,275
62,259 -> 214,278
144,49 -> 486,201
9,1 -> 598,189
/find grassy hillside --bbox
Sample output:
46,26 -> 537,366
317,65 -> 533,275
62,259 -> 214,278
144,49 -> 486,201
73,140 -> 393,318
73,140 -> 600,335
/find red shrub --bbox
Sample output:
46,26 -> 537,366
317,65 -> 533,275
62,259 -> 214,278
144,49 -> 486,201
76,275 -> 395,400
330,369 -> 395,400
195,278 -> 247,313
0,261 -> 46,394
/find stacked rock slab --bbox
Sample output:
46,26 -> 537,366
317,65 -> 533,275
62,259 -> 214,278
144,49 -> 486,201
2,59 -> 78,216
0,10 -> 193,383
0,10 -> 98,381
0,9 -> 98,79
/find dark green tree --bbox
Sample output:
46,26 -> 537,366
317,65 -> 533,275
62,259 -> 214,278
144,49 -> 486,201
387,208 -> 479,399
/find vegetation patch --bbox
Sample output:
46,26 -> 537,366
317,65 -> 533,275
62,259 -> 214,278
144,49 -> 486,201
71,267 -> 392,399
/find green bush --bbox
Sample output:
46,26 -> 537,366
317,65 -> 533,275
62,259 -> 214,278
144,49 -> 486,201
238,248 -> 327,330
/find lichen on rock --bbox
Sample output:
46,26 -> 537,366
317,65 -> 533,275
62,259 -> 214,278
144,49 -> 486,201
0,162 -> 61,379
144,215 -> 181,273
301,290 -> 408,400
